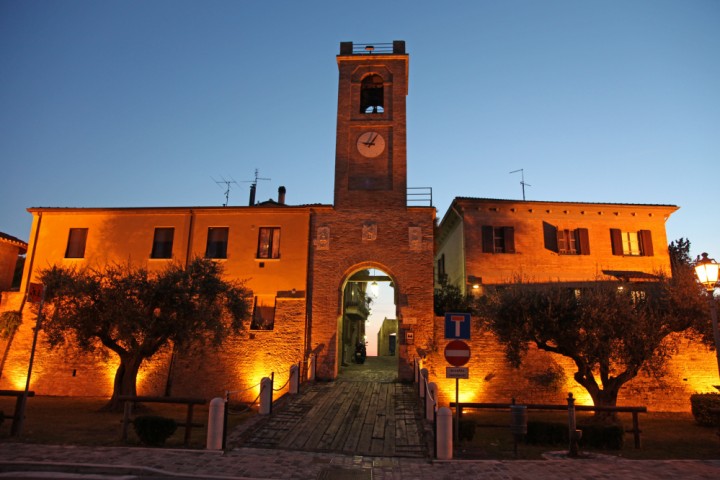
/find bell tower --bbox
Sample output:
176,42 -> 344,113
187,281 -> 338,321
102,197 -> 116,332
334,41 -> 408,209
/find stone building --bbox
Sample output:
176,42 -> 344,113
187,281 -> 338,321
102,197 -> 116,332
0,41 -> 715,411
0,232 -> 27,293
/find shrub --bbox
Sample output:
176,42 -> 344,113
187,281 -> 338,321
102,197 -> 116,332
690,393 -> 720,427
133,415 -> 177,446
525,421 -> 567,445
578,421 -> 624,450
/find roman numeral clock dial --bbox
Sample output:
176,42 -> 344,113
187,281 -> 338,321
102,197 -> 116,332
356,131 -> 385,158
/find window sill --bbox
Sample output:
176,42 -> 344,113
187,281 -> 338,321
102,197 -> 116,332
255,258 -> 280,262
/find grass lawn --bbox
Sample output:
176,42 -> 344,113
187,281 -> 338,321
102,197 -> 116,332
0,395 -> 253,449
456,409 -> 720,460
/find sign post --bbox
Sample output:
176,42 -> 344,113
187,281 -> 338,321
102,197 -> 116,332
444,339 -> 471,444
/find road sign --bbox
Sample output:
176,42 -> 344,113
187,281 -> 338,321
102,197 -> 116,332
27,283 -> 44,304
446,367 -> 469,379
444,312 -> 471,339
444,340 -> 471,367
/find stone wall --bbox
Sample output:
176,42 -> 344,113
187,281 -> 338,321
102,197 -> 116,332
423,316 -> 718,412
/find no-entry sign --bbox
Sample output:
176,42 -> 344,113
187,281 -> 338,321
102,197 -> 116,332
444,340 -> 471,367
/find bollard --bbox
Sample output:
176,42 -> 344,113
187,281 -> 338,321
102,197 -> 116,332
567,392 -> 580,457
259,377 -> 273,415
289,364 -> 299,394
510,403 -> 527,456
436,407 -> 453,460
414,358 -> 420,383
420,368 -> 428,399
206,397 -> 225,450
426,382 -> 437,421
308,354 -> 316,381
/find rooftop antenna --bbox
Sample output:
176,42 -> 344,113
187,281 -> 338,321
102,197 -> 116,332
242,168 -> 271,206
212,176 -> 239,207
509,169 -> 531,201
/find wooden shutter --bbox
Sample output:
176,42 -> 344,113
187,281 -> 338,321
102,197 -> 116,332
577,228 -> 590,255
504,227 -> 516,253
639,230 -> 654,256
481,226 -> 494,253
543,222 -> 559,252
610,228 -> 623,255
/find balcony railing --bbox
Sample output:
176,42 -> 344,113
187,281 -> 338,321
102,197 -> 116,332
407,187 -> 433,207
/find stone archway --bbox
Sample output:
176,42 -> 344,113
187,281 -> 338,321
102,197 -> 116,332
336,263 -> 401,380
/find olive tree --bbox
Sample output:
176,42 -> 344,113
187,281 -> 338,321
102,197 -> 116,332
39,258 -> 250,411
480,269 -> 706,414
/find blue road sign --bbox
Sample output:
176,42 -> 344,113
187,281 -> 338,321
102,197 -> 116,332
444,312 -> 471,339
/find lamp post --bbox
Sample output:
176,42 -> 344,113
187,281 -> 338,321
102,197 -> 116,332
694,253 -> 720,383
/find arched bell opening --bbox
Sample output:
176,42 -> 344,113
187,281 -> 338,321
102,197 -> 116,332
360,74 -> 384,114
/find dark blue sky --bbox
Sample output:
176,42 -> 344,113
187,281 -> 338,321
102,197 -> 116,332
1,0 -> 718,258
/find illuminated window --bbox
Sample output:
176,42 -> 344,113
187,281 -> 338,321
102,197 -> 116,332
610,229 -> 653,257
205,227 -> 229,259
481,226 -> 515,253
251,295 -> 275,330
64,228 -> 88,258
360,74 -> 384,114
150,228 -> 174,259
257,227 -> 281,259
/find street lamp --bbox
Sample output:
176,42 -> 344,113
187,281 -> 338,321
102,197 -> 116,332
694,252 -> 720,383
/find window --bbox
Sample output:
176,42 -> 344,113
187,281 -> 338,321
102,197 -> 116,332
543,223 -> 591,255
150,228 -> 174,259
437,254 -> 446,283
64,228 -> 88,258
360,74 -> 384,114
257,227 -> 280,259
481,226 -> 515,253
205,227 -> 229,259
610,229 -> 654,256
251,296 -> 275,330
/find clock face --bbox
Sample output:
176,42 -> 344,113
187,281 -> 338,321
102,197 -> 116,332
356,131 -> 385,158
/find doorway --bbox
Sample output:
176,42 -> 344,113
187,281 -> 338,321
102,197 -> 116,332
338,267 -> 399,381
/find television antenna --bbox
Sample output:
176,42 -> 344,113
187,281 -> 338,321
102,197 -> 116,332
212,176 -> 239,207
242,168 -> 271,205
509,169 -> 531,201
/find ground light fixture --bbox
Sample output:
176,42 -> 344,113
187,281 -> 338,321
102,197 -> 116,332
694,252 -> 720,387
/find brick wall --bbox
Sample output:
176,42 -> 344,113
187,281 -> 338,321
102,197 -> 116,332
309,206 -> 435,381
423,316 -> 717,412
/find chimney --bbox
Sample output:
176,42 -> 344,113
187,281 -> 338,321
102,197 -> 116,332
249,184 -> 256,206
278,186 -> 286,205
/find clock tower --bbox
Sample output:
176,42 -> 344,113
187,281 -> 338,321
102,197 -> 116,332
334,41 -> 408,210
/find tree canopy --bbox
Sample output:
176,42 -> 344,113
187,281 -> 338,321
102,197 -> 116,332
480,269 -> 707,413
39,258 -> 250,410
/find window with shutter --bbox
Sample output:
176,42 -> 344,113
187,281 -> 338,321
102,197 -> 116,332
481,226 -> 494,253
65,228 -> 88,258
205,227 -> 229,259
610,229 -> 623,256
150,228 -> 174,259
577,228 -> 590,255
257,227 -> 281,259
639,230 -> 654,256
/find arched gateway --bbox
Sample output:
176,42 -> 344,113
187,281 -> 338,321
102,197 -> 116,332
307,41 -> 435,382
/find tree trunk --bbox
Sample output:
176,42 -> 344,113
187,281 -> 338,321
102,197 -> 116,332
574,370 -> 622,423
103,354 -> 143,412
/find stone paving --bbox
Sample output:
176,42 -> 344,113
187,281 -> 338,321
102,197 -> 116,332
1,443 -> 720,479
1,357 -> 719,479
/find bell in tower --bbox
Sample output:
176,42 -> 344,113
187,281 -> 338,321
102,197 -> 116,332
360,74 -> 384,114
